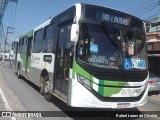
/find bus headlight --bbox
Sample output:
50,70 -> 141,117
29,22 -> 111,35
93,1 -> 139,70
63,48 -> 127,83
77,75 -> 91,89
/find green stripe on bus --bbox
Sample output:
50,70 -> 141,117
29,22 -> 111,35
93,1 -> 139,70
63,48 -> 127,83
28,56 -> 31,70
98,80 -> 126,96
99,86 -> 122,97
72,60 -> 91,80
72,60 -> 125,97
98,80 -> 104,95
20,53 -> 25,68
99,80 -> 127,86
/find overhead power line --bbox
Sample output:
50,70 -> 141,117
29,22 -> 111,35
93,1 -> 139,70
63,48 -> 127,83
0,0 -> 18,39
129,2 -> 158,14
123,0 -> 160,21
92,0 -> 104,4
137,4 -> 159,17
125,0 -> 156,11
82,0 -> 104,4
0,0 -> 18,52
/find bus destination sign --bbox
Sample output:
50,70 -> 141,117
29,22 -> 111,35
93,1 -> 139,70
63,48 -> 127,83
101,13 -> 129,26
84,5 -> 131,26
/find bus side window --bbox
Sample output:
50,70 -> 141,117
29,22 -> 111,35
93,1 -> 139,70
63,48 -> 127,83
64,24 -> 72,78
27,37 -> 32,55
42,27 -> 48,52
17,42 -> 19,53
43,24 -> 54,53
33,29 -> 43,53
19,38 -> 24,53
23,37 -> 27,53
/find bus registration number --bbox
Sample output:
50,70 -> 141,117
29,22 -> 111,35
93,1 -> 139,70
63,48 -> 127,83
117,103 -> 130,108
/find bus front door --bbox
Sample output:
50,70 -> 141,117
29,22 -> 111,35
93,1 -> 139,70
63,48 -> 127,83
54,24 -> 71,100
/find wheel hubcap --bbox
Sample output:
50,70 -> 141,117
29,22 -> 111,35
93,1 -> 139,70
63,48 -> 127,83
44,81 -> 49,93
18,70 -> 19,76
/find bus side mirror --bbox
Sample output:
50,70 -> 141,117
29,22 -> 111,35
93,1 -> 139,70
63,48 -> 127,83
70,24 -> 79,42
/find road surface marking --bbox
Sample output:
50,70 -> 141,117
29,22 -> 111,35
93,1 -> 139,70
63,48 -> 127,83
0,88 -> 16,120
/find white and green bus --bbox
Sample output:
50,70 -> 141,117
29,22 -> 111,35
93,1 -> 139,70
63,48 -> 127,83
12,30 -> 33,79
13,3 -> 149,108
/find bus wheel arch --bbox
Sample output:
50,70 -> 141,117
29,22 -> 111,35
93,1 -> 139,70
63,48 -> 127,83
40,69 -> 52,102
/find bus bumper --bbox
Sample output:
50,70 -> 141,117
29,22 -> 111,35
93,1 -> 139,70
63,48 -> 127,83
69,81 -> 148,108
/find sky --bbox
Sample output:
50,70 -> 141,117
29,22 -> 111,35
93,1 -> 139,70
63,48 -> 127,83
2,0 -> 160,50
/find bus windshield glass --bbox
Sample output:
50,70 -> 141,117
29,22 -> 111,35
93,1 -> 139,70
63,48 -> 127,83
77,22 -> 147,70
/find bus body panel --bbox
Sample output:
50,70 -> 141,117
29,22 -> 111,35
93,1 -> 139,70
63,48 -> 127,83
70,82 -> 148,108
30,53 -> 55,86
70,73 -> 148,108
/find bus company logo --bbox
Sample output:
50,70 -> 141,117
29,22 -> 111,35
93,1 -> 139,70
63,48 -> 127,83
102,13 -> 129,26
33,56 -> 40,61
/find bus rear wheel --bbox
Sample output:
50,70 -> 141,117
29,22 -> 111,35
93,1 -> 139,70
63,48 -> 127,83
40,75 -> 52,102
17,67 -> 22,79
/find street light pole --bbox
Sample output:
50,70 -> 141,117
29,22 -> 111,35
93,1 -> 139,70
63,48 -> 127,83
3,27 -> 14,61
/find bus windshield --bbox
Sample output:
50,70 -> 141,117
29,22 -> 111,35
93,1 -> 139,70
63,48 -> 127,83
77,22 -> 147,70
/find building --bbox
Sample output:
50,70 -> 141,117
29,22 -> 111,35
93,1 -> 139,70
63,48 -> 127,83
146,16 -> 160,76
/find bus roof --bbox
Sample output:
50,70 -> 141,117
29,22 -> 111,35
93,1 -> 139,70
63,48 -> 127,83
15,37 -> 19,42
34,18 -> 52,31
19,30 -> 33,39
16,3 -> 143,41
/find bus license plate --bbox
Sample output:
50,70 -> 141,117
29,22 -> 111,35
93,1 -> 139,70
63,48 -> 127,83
117,103 -> 130,108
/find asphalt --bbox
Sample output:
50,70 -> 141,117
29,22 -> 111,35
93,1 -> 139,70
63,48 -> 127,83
0,61 -> 159,120
0,61 -> 13,120
0,61 -> 6,109
0,96 -> 7,111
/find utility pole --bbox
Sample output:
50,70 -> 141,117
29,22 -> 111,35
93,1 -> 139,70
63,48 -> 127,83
0,0 -> 18,61
0,0 -> 18,40
3,26 -> 14,61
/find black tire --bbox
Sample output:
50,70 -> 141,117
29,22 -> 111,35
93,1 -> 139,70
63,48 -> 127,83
17,67 -> 22,79
41,75 -> 52,102
40,77 -> 44,94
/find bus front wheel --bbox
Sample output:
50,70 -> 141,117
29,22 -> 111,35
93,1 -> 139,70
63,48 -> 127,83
40,75 -> 52,102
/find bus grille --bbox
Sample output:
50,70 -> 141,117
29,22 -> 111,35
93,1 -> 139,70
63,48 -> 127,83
92,89 -> 145,102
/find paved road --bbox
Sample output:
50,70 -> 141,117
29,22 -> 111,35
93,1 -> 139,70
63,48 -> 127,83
138,94 -> 160,111
0,62 -> 70,120
0,61 -> 160,120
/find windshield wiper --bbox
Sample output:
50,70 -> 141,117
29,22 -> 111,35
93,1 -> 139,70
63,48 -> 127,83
100,21 -> 119,48
128,28 -> 138,47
